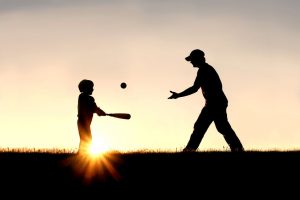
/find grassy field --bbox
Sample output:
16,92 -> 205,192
0,149 -> 299,198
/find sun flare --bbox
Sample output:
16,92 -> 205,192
88,137 -> 109,156
69,146 -> 121,184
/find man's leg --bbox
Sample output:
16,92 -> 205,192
184,106 -> 213,151
214,108 -> 244,152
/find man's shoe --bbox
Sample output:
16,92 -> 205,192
182,147 -> 196,152
231,147 -> 245,152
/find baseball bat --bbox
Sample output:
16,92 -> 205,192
106,113 -> 131,120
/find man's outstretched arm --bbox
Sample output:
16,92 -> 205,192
168,85 -> 200,99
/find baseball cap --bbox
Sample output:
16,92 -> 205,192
185,49 -> 205,61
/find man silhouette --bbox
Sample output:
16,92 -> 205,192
168,49 -> 244,152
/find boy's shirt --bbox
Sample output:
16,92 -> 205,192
77,93 -> 98,125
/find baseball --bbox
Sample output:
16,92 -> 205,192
120,82 -> 127,89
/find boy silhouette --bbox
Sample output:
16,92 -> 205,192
77,79 -> 106,154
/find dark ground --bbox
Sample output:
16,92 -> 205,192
0,151 -> 299,198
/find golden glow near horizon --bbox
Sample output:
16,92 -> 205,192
89,136 -> 110,156
0,1 -> 300,152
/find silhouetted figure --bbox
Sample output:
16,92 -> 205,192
168,49 -> 244,152
77,79 -> 106,154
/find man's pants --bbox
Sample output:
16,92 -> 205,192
185,105 -> 244,152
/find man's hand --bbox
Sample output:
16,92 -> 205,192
168,91 -> 179,99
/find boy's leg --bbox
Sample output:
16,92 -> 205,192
77,122 -> 92,153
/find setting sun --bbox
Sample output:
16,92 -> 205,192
89,137 -> 109,156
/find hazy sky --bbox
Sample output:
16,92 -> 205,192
1,0 -> 299,151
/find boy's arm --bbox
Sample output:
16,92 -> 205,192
96,107 -> 106,116
91,96 -> 106,116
